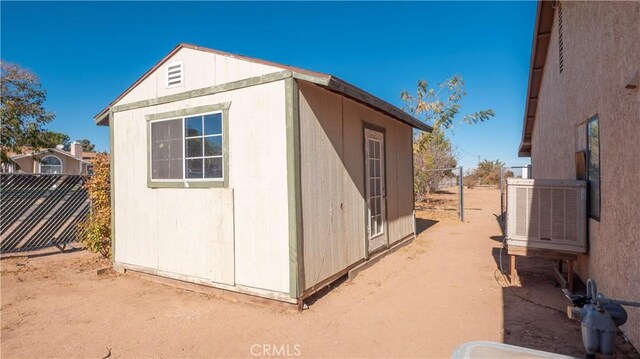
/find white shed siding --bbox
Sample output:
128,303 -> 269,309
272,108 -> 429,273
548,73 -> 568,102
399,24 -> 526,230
299,82 -> 415,290
112,80 -> 290,293
114,47 -> 281,106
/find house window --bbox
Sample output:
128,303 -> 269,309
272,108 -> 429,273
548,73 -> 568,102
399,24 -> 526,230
40,155 -> 63,174
147,102 -> 230,188
587,115 -> 600,219
558,4 -> 564,74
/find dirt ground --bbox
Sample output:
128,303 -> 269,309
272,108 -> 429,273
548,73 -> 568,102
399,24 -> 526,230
1,188 -> 638,358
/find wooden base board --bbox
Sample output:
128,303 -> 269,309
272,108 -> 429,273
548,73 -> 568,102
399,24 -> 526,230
120,267 -> 302,313
301,232 -> 416,301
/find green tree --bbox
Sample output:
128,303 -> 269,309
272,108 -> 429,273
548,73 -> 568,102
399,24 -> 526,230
79,139 -> 95,152
1,61 -> 55,166
401,75 -> 495,131
41,131 -> 70,150
465,159 -> 506,185
413,129 -> 457,201
402,75 -> 495,199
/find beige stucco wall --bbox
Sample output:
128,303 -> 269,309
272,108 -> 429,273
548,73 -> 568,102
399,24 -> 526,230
529,1 -> 640,347
298,81 -> 415,291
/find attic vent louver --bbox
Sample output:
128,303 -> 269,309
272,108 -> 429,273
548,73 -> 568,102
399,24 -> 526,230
166,62 -> 183,88
558,5 -> 564,74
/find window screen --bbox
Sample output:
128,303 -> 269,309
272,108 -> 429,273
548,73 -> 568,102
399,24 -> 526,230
151,119 -> 183,179
587,116 -> 600,219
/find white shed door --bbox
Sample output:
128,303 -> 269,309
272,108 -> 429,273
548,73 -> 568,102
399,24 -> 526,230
364,128 -> 387,253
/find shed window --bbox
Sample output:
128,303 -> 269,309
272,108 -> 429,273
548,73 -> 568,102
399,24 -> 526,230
587,115 -> 600,219
150,112 -> 224,181
40,155 -> 62,174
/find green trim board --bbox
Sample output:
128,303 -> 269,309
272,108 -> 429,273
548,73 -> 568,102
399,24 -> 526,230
109,111 -> 116,262
96,67 -> 431,134
97,71 -> 292,124
145,102 -> 231,189
285,78 -> 304,299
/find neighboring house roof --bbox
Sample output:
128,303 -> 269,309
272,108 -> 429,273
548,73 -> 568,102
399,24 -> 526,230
82,152 -> 99,162
518,1 -> 555,157
94,43 -> 433,133
10,148 -> 92,164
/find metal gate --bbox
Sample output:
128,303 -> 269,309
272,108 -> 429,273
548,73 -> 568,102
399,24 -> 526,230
0,173 -> 90,253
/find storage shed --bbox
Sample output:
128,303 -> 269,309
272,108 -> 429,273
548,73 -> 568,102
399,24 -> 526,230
94,43 -> 432,304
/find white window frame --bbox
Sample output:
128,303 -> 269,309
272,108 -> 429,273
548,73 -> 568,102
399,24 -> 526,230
39,155 -> 63,174
166,61 -> 183,89
149,111 -> 224,183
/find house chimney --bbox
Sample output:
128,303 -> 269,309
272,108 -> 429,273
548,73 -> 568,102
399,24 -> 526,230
70,141 -> 83,159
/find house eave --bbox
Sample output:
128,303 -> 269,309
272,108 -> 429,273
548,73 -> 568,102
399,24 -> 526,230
518,0 -> 555,158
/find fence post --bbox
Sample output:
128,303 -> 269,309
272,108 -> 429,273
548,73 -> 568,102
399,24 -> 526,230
500,167 -> 504,220
459,166 -> 464,222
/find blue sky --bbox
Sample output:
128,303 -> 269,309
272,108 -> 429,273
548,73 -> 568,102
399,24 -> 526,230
1,1 -> 534,169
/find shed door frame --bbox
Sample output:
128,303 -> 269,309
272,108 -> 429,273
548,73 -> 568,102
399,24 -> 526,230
364,127 -> 388,253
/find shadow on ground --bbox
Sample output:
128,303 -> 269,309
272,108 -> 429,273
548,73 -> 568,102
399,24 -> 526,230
416,218 -> 438,236
489,227 -> 640,358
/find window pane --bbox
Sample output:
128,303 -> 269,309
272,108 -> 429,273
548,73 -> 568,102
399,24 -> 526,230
204,113 -> 222,135
41,165 -> 62,174
41,157 -> 61,165
369,159 -> 376,177
371,215 -> 377,235
185,116 -> 202,137
371,197 -> 378,216
587,117 -> 600,218
186,138 -> 203,158
376,215 -> 383,234
204,157 -> 223,179
204,136 -> 222,156
186,158 -> 204,178
151,119 -> 183,179
374,141 -> 380,159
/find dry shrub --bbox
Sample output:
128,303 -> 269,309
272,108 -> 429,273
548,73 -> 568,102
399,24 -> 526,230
78,153 -> 111,258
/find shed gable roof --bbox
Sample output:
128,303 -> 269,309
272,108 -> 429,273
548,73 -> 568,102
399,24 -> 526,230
94,43 -> 432,132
